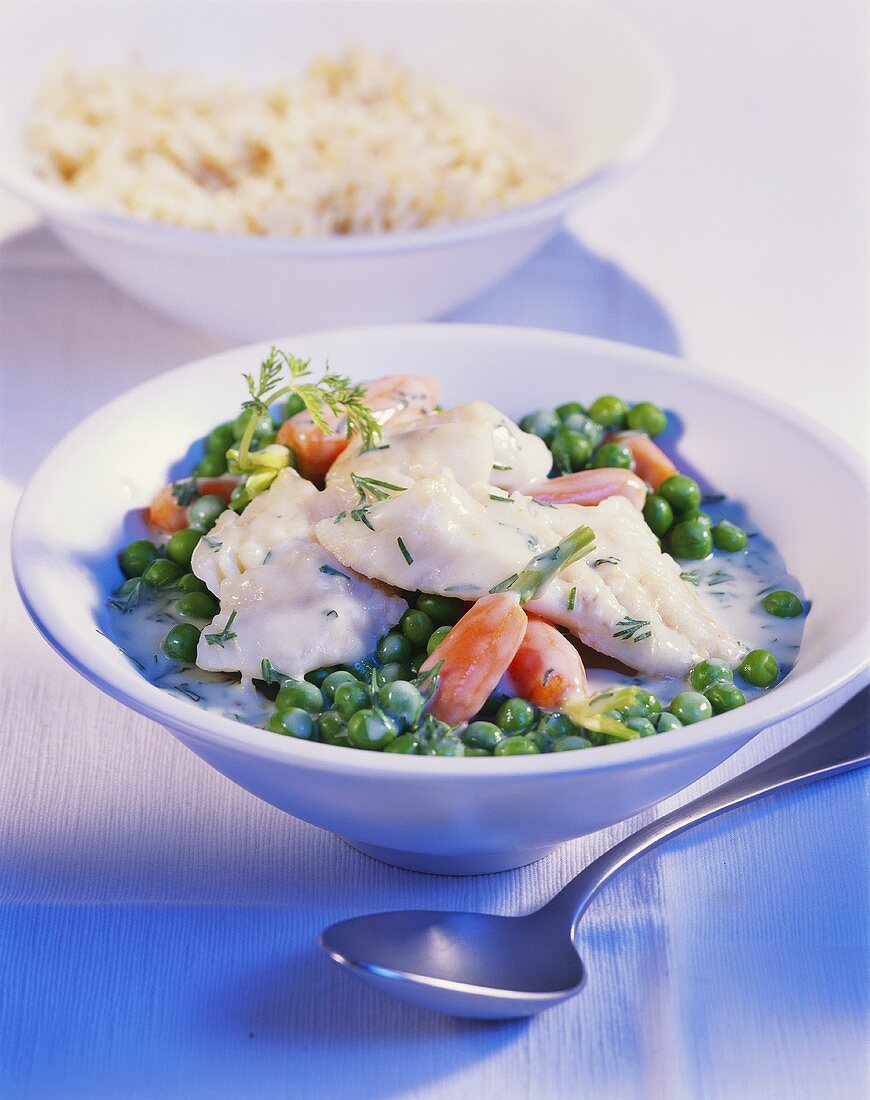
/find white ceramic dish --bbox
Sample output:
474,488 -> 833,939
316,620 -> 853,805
0,0 -> 669,340
13,326 -> 870,873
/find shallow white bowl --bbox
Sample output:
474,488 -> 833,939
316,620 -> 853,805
12,326 -> 870,873
0,0 -> 669,340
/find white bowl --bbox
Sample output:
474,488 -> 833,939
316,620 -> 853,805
0,0 -> 669,340
12,326 -> 870,873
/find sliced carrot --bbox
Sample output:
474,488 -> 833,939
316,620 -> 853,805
420,592 -> 528,726
276,373 -> 443,483
508,615 -> 588,709
610,431 -> 678,490
531,468 -> 647,510
148,477 -> 238,533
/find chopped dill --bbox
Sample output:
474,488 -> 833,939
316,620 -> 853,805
204,610 -> 237,648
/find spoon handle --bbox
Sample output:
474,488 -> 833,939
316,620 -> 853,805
543,688 -> 869,930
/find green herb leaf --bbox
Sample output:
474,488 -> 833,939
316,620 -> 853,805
397,536 -> 414,565
205,610 -> 238,648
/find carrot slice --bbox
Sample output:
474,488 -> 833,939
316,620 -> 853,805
610,431 -> 678,490
508,615 -> 588,709
420,592 -> 528,726
531,468 -> 646,510
148,477 -> 238,533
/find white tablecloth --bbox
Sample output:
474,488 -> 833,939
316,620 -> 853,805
1,2 -> 867,1097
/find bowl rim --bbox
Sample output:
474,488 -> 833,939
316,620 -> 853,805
0,1 -> 672,256
12,324 -> 870,779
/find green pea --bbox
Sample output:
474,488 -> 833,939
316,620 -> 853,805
551,735 -> 594,752
233,411 -> 274,441
376,631 -> 412,665
536,711 -> 576,741
347,709 -> 398,750
416,593 -> 465,625
625,716 -> 657,737
177,591 -> 219,620
555,401 -> 587,420
334,680 -> 371,719
463,747 -> 492,757
704,682 -> 746,714
380,663 -> 412,685
479,690 -> 510,718
658,475 -> 701,514
267,707 -> 316,740
738,649 -> 779,688
206,422 -> 236,455
560,412 -> 604,447
495,697 -> 537,733
230,485 -> 250,513
462,721 -> 503,752
113,578 -> 141,600
551,430 -> 592,473
305,666 -> 345,687
284,393 -> 306,419
689,658 -> 734,693
588,395 -> 629,430
276,679 -> 323,714
120,539 -> 159,579
680,508 -> 712,528
400,609 -> 435,648
643,494 -> 674,538
427,735 -> 467,757
249,430 -> 277,451
519,410 -> 561,444
178,572 -> 208,594
142,558 -> 185,590
656,712 -> 683,733
668,691 -> 713,725
626,401 -> 667,437
668,520 -> 713,560
162,623 -> 200,663
761,590 -> 804,618
409,652 -> 427,675
426,625 -> 451,655
322,670 -> 358,703
619,688 -> 662,720
495,735 -> 541,756
165,528 -> 202,568
188,494 -> 227,533
712,521 -> 748,552
317,710 -> 348,745
378,680 -> 424,727
591,442 -> 633,470
384,734 -> 421,754
194,452 -> 228,478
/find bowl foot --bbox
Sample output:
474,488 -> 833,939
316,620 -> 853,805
341,838 -> 558,875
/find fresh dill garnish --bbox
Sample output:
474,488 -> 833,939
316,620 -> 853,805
612,616 -> 652,643
591,557 -> 620,568
701,493 -> 726,505
488,493 -> 513,503
397,536 -> 414,565
262,549 -> 273,565
173,683 -> 203,703
567,586 -> 577,612
108,577 -> 147,613
542,668 -> 554,686
707,569 -> 733,587
350,472 -> 406,501
680,570 -> 701,586
756,583 -> 778,596
259,658 -> 287,685
204,610 -> 238,648
203,535 -> 222,551
171,478 -> 199,506
350,505 -> 375,530
319,564 -> 350,580
324,609 -> 339,618
491,463 -> 512,471
233,347 -> 381,500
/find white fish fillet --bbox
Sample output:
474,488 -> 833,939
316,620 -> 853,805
314,477 -> 745,677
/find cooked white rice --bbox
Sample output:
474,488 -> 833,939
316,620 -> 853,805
27,50 -> 567,236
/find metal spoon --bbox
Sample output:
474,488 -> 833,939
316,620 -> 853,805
320,690 -> 868,1018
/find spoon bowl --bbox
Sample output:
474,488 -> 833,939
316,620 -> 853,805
320,910 -> 585,1019
320,693 -> 868,1018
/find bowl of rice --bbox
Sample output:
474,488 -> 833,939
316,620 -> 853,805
0,1 -> 670,339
